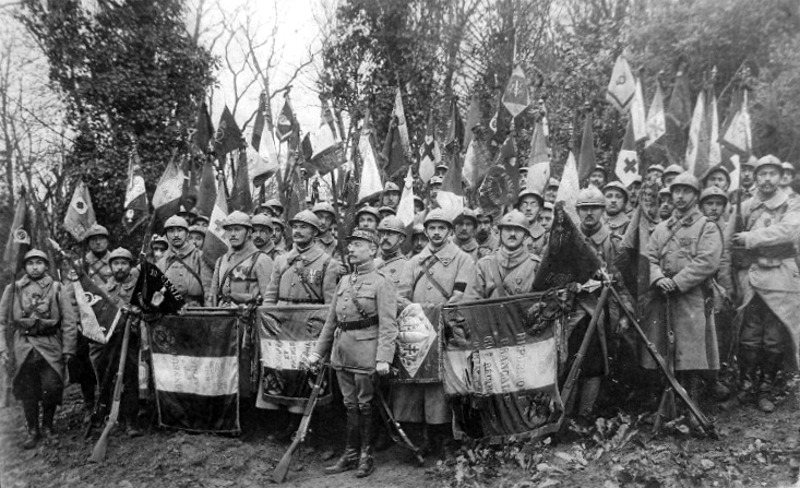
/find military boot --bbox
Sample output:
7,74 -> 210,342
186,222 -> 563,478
577,377 -> 602,421
22,401 -> 40,450
355,407 -> 374,478
757,351 -> 783,413
737,347 -> 759,404
41,404 -> 58,445
325,407 -> 360,475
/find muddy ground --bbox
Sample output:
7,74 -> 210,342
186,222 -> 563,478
1,383 -> 799,488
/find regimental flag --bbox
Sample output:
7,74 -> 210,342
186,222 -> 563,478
64,180 -> 97,241
721,90 -> 751,158
615,119 -> 639,187
123,147 -> 149,234
250,92 -> 280,186
275,96 -> 297,143
229,149 -> 252,213
392,87 -> 411,157
478,134 -> 519,214
193,102 -> 214,154
300,122 -> 346,175
606,55 -> 637,113
132,258 -> 185,314
3,189 -> 31,278
631,76 -> 648,143
72,272 -> 121,344
445,97 -> 465,152
577,110 -> 596,184
555,152 -> 580,224
393,303 -> 443,383
213,106 -> 243,159
463,94 -> 481,150
645,82 -> 666,147
195,158 -> 217,220
614,205 -> 653,318
463,127 -> 493,190
685,90 -> 709,178
708,92 -> 721,172
150,157 -> 185,236
502,65 -> 531,118
436,147 -> 465,221
150,312 -> 240,433
525,119 -> 551,196
418,112 -> 441,184
396,167 -> 416,227
203,177 -> 229,269
382,94 -> 409,180
665,68 -> 692,159
359,112 -> 384,203
441,293 -> 565,441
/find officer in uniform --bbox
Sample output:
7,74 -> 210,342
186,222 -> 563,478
727,155 -> 800,412
307,229 -> 398,478
475,208 -> 499,258
0,250 -> 77,449
644,172 -> 723,417
603,181 -> 631,242
157,215 -> 212,307
90,248 -> 142,437
312,201 -> 340,257
516,188 -> 547,257
395,209 -> 475,457
738,156 -> 758,202
464,210 -> 540,300
453,208 -> 480,263
375,216 -> 408,286
209,211 -> 273,307
355,206 -> 381,231
382,181 -> 401,210
252,214 -> 284,261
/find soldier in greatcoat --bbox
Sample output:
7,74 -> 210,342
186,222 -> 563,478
312,202 -> 340,258
375,216 -> 408,286
643,172 -> 723,412
0,250 -> 77,449
516,188 -> 547,257
251,214 -> 285,262
395,209 -> 475,457
157,215 -> 213,307
453,209 -> 480,263
603,181 -> 631,242
725,156 -> 800,412
475,208 -> 499,258
307,229 -> 397,478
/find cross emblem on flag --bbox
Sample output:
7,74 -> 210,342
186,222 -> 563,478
624,157 -> 637,173
502,65 -> 531,118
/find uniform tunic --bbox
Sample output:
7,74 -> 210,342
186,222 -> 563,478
643,207 -> 723,371
315,233 -> 339,258
210,241 -> 273,306
0,274 -> 77,395
375,252 -> 408,287
464,247 -> 540,300
394,241 -> 475,424
256,240 -> 285,263
476,233 -> 499,259
526,222 -> 548,257
156,243 -> 212,306
604,211 -> 631,243
456,238 -> 480,263
263,243 -> 339,306
84,251 -> 113,286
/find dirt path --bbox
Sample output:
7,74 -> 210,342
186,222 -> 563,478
2,384 -> 799,487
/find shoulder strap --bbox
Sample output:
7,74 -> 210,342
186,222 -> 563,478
172,252 -> 205,293
220,250 -> 260,290
487,258 -> 508,298
414,255 -> 452,300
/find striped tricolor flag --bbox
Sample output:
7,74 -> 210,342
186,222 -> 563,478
150,313 -> 240,433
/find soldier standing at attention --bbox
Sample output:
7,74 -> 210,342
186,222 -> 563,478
727,156 -> 800,413
209,211 -> 273,307
382,182 -> 401,211
355,206 -> 381,231
395,209 -> 475,457
453,209 -> 480,263
475,208 -> 499,258
375,216 -> 408,287
464,210 -> 540,300
0,250 -> 77,449
312,202 -> 339,257
307,229 -> 397,478
251,214 -> 285,262
645,173 -> 723,420
516,188 -> 547,257
157,215 -> 212,307
603,181 -> 631,242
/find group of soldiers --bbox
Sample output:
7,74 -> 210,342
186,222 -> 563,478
1,153 -> 799,477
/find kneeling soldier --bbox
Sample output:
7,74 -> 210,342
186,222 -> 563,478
307,229 -> 398,478
0,250 -> 77,449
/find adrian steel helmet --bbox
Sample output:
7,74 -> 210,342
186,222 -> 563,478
575,187 -> 606,208
355,206 -> 381,221
699,186 -> 729,204
782,161 -> 796,174
742,155 -> 758,169
188,225 -> 207,236
289,210 -> 323,233
516,188 -> 544,206
108,247 -> 134,263
251,213 -> 275,231
377,215 -> 406,235
264,198 -> 284,211
383,182 -> 401,194
424,208 -> 453,228
454,208 -> 478,226
378,206 -> 397,217
163,216 -> 189,231
311,201 -> 336,218
150,234 -> 168,248
753,155 -> 783,175
497,210 -> 530,235
23,249 -> 49,265
83,224 -> 109,240
663,164 -> 684,177
647,164 -> 665,175
223,211 -> 253,229
603,181 -> 629,200
669,172 -> 701,193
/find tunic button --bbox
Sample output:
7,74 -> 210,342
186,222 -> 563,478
427,285 -> 432,290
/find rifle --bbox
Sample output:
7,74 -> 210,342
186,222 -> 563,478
89,312 -> 133,463
272,364 -> 328,483
84,338 -> 122,439
652,293 -> 676,433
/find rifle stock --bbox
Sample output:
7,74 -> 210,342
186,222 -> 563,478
272,365 -> 328,483
89,313 -> 132,463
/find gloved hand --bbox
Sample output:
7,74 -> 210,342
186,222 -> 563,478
376,361 -> 390,376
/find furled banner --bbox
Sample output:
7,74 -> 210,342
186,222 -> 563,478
255,304 -> 333,410
150,313 -> 240,433
392,303 -> 442,383
441,291 -> 574,442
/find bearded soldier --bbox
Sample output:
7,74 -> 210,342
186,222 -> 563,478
0,250 -> 77,449
251,214 -> 284,262
464,210 -> 540,300
475,208 -> 499,258
312,202 -> 339,257
727,155 -> 800,413
453,209 -> 480,263
307,229 -> 397,478
157,215 -> 212,307
395,209 -> 475,457
644,173 -> 723,417
375,216 -> 408,286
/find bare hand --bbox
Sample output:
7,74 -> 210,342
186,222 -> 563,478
376,361 -> 390,376
656,277 -> 677,294
732,233 -> 746,246
303,352 -> 321,371
616,316 -> 630,334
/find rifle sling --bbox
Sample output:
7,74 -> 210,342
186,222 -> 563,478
414,256 -> 452,300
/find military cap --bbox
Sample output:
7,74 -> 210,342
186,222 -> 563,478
663,164 -> 684,177
23,249 -> 49,265
188,225 -> 206,236
628,175 -> 643,186
543,201 -> 554,211
312,201 -> 336,217
669,172 -> 701,193
413,195 -> 424,205
177,205 -> 197,221
355,206 -> 381,221
222,211 -> 253,229
412,223 -> 425,235
150,234 -> 168,248
163,216 -> 189,231
289,210 -> 322,232
647,164 -> 665,174
83,224 -> 109,240
383,182 -> 401,193
424,208 -> 453,227
192,213 -> 210,225
754,155 -> 783,175
603,181 -> 629,200
742,155 -> 758,168
475,207 -> 493,221
699,186 -> 729,204
497,210 -> 530,235
377,216 -> 406,235
347,228 -> 379,246
575,187 -> 606,208
108,247 -> 134,263
378,205 -> 397,216
436,163 -> 449,172
429,176 -> 444,186
782,161 -> 796,173
590,165 -> 607,176
658,187 -> 672,198
251,213 -> 275,231
454,208 -> 478,226
547,177 -> 560,188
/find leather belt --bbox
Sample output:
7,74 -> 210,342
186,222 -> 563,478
336,316 -> 379,331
